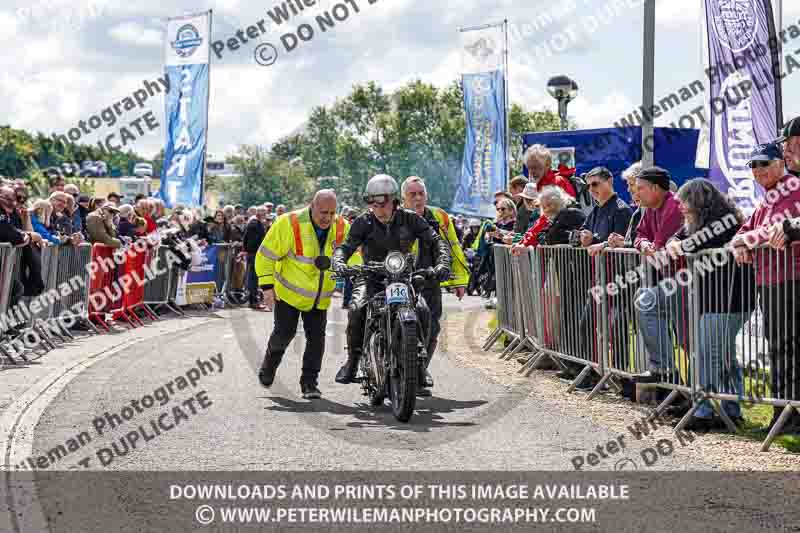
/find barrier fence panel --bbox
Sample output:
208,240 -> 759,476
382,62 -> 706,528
658,246 -> 757,435
534,245 -> 604,390
88,244 -> 125,331
500,249 -> 531,360
30,244 -> 65,348
0,245 -> 20,363
675,244 -> 800,450
642,251 -> 695,413
225,243 -> 246,304
214,243 -> 232,301
50,243 -> 95,334
596,248 -> 650,394
513,248 -> 544,372
518,247 -> 553,376
8,244 -> 58,355
482,245 -> 515,351
143,246 -> 183,316
118,245 -> 158,326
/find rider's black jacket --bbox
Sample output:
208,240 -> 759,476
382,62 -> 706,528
332,207 -> 450,274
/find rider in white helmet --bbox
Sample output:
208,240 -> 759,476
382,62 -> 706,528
332,174 -> 451,394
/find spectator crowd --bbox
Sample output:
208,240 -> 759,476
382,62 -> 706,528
471,120 -> 800,435
3,120 -> 800,437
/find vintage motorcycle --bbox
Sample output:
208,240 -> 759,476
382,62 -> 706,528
334,251 -> 433,423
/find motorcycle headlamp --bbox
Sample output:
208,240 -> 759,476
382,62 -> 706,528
385,252 -> 406,274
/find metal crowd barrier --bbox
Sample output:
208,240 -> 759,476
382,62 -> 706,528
223,242 -> 247,304
50,243 -> 95,333
683,245 -> 800,451
87,244 -> 123,331
143,245 -> 182,316
0,235 -> 242,367
214,243 -> 232,300
485,242 -> 800,451
482,245 -> 520,352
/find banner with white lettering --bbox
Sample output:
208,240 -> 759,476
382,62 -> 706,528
704,0 -> 782,213
159,10 -> 211,208
453,24 -> 507,218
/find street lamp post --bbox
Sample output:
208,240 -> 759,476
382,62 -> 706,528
546,75 -> 579,131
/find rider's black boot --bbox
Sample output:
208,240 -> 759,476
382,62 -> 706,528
335,354 -> 360,384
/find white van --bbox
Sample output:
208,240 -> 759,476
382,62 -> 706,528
133,162 -> 153,177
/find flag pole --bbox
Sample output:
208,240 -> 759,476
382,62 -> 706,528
641,0 -> 656,167
503,19 -> 510,188
200,8 -> 213,208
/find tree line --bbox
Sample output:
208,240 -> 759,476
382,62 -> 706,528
218,79 -> 568,210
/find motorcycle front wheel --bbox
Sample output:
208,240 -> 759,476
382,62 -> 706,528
389,318 -> 417,423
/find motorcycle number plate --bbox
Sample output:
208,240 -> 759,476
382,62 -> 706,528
385,283 -> 409,304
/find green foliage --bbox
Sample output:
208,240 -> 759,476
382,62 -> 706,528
197,78 -> 569,209
221,145 -> 313,210
0,125 -> 149,192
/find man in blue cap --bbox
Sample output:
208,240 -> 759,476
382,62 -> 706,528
732,142 -> 800,434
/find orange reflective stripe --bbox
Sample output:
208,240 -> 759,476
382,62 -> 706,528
437,209 -> 450,236
335,216 -> 344,246
289,213 -> 304,257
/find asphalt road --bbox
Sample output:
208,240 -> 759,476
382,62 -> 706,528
14,294 -> 710,473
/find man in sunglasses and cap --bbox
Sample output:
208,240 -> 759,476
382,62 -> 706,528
332,174 -> 451,391
732,142 -> 800,433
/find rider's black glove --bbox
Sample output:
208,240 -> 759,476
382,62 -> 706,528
433,264 -> 450,283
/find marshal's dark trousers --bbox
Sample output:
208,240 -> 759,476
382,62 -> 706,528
261,299 -> 327,387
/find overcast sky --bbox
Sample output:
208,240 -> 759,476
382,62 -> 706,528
1,0 -> 799,160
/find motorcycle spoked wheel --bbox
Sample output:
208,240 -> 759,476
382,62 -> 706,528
366,331 -> 386,407
388,318 -> 418,423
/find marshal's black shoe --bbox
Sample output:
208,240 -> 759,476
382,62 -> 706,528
301,384 -> 322,399
258,355 -> 280,388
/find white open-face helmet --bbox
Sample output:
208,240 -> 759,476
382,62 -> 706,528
363,174 -> 399,205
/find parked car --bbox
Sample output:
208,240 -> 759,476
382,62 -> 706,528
46,166 -> 63,178
133,162 -> 153,177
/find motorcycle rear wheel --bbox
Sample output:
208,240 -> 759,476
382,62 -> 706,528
389,319 -> 417,423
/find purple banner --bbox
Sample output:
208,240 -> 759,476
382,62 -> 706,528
705,0 -> 782,213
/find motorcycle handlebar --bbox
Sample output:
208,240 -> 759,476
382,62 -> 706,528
332,265 -> 434,280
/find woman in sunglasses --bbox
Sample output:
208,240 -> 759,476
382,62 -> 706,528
487,198 -> 517,244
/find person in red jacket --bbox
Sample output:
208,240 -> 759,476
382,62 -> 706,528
134,198 -> 157,234
524,144 -> 577,198
510,146 -> 578,248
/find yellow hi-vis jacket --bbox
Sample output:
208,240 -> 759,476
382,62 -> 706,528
411,206 -> 470,289
255,207 -> 349,311
470,221 -> 488,251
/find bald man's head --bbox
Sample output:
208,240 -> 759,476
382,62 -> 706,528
311,189 -> 337,229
